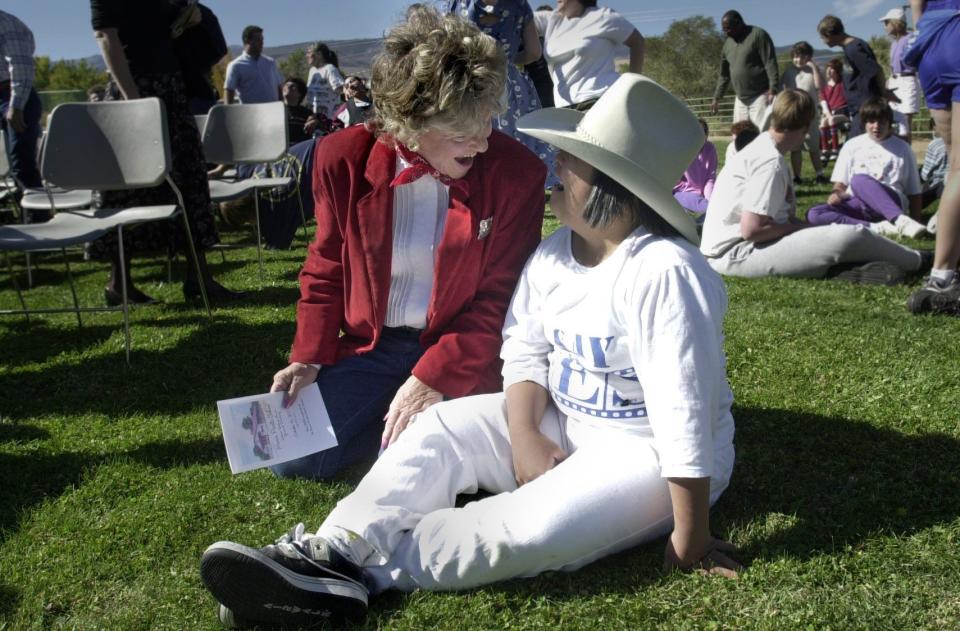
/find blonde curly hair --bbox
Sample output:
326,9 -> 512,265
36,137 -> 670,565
369,6 -> 506,150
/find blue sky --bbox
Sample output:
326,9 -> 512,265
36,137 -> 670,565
8,0 -> 905,61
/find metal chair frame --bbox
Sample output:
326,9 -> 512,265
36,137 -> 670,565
201,102 -> 308,284
0,98 -> 211,364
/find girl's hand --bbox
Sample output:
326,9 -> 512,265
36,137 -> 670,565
663,534 -> 741,578
510,427 -> 566,485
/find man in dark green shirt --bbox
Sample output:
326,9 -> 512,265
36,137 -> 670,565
710,10 -> 780,128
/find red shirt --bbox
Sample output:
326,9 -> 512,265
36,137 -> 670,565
820,81 -> 848,114
289,125 -> 546,397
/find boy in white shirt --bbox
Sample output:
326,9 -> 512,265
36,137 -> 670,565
701,89 -> 928,283
807,97 -> 927,238
780,41 -> 828,184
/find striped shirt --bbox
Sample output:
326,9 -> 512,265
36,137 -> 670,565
921,138 -> 948,188
0,10 -> 36,109
385,154 -> 450,330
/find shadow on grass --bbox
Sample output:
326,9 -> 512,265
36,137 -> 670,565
0,436 -> 224,541
1,318 -> 295,419
0,423 -> 49,442
0,581 -> 20,620
398,406 -> 960,607
719,406 -> 960,559
0,321 -> 117,367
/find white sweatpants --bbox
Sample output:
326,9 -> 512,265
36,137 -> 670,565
318,393 -> 734,594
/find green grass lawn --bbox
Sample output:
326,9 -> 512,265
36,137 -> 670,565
2,147 -> 959,629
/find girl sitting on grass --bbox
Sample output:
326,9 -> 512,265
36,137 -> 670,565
199,73 -> 740,628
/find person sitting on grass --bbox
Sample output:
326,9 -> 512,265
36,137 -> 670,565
264,7 -> 546,482
724,119 -> 759,164
673,117 -> 717,217
199,74 -> 740,629
701,89 -> 930,285
922,129 -> 948,226
806,98 -> 927,238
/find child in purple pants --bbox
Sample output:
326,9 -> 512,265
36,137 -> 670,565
807,98 -> 927,238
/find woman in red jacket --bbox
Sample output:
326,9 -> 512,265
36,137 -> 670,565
269,6 -> 547,480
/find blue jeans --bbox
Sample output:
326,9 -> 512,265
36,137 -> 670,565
270,327 -> 426,480
0,87 -> 42,189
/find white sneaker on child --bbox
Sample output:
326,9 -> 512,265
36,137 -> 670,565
868,220 -> 899,236
927,212 -> 938,234
894,214 -> 928,239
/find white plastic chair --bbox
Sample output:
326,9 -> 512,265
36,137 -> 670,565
202,102 -> 308,283
0,98 -> 211,363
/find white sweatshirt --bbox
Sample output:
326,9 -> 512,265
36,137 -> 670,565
501,227 -> 735,479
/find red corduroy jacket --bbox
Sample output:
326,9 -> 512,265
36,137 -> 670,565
289,125 -> 546,397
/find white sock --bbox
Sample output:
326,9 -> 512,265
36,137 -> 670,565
930,268 -> 957,284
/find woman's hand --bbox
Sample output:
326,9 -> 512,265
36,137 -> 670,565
663,533 -> 741,578
270,362 -> 319,408
510,427 -> 566,485
381,375 -> 442,449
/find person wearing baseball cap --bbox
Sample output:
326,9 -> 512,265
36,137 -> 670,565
880,7 -> 921,143
199,74 -> 739,629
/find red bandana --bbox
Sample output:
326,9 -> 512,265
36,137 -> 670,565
390,144 -> 469,196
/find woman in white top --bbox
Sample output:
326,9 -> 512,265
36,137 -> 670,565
534,0 -> 644,108
199,74 -> 739,629
305,41 -> 344,119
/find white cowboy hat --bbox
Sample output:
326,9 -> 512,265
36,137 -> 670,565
879,7 -> 906,22
517,74 -> 703,244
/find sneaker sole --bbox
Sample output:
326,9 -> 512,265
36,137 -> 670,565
828,261 -> 907,286
200,542 -> 368,627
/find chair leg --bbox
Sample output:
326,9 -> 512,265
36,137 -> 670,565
3,250 -> 30,324
180,211 -> 211,316
116,226 -> 131,364
254,192 -> 264,286
167,174 -> 210,316
61,248 -> 83,330
24,252 -> 33,288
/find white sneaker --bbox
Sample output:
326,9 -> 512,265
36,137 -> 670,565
927,212 -> 938,234
869,220 -> 899,236
895,214 -> 928,238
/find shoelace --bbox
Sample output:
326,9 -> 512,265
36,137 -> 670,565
271,523 -> 367,588
273,522 -> 314,560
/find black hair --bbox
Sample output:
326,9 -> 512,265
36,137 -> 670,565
734,128 -> 760,151
242,25 -> 263,44
311,42 -> 338,68
859,97 -> 894,126
583,169 -> 681,238
721,10 -> 744,25
792,41 -> 813,58
284,76 -> 307,103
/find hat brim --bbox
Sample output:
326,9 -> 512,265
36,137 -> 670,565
518,107 -> 700,245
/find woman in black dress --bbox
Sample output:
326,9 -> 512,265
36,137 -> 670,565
90,0 -> 240,304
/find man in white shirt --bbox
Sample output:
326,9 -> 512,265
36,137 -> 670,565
224,25 -> 282,104
701,89 -> 926,283
807,97 -> 926,238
